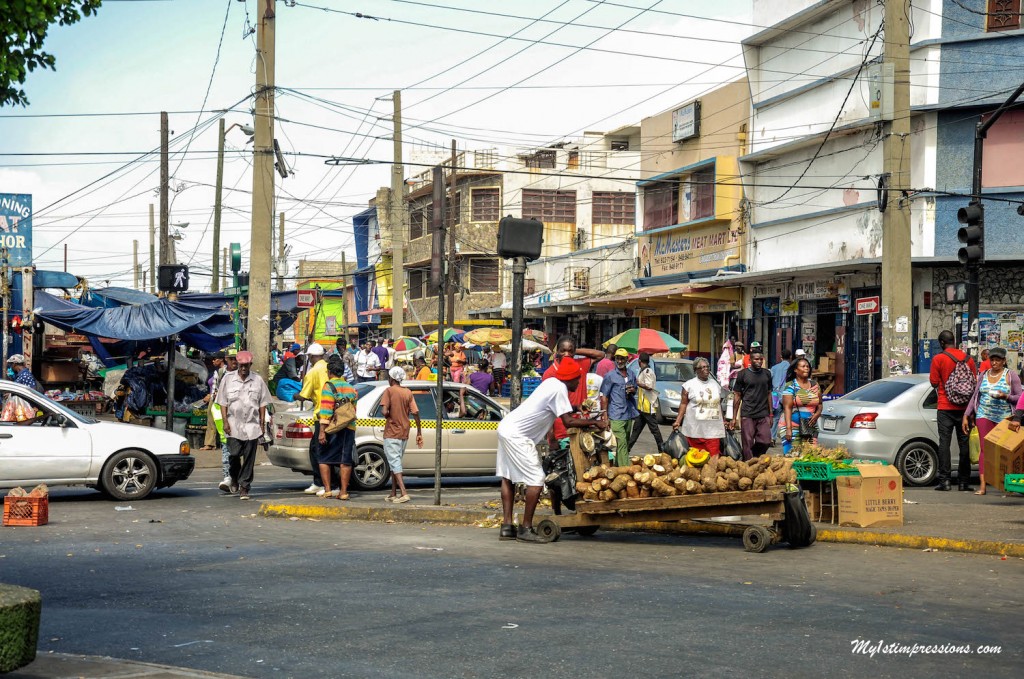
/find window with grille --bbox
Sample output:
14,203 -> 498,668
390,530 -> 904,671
691,167 -> 715,220
470,258 -> 499,292
642,181 -> 678,230
525,150 -> 557,169
522,189 -> 576,222
988,0 -> 1021,30
592,191 -> 636,225
410,207 -> 425,240
408,269 -> 425,299
566,267 -> 589,292
471,188 -> 500,222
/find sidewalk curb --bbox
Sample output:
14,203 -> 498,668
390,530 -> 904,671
10,653 -> 247,678
257,502 -> 1024,557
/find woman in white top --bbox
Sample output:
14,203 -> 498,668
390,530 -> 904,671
671,357 -> 726,456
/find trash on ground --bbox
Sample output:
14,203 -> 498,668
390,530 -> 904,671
115,505 -> 135,511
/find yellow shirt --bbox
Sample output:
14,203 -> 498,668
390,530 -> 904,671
416,367 -> 434,381
299,360 -> 329,411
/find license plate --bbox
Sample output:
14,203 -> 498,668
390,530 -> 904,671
821,418 -> 837,432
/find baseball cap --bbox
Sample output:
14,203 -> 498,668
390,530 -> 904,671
236,350 -> 254,364
749,341 -> 763,355
6,354 -> 25,364
226,347 -> 239,358
388,366 -> 406,383
794,349 -> 806,357
614,348 -> 629,358
289,342 -> 301,353
306,342 -> 325,356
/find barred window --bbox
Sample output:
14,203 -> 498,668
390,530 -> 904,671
592,191 -> 635,225
642,181 -> 678,230
522,189 -> 576,222
987,0 -> 1021,31
408,269 -> 425,299
470,258 -> 499,292
471,188 -> 500,222
691,167 -> 715,220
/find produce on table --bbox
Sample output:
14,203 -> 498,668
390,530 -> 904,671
685,448 -> 710,468
576,453 -> 796,501
793,442 -> 855,471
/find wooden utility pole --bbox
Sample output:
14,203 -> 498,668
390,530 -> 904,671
341,250 -> 348,342
277,211 -> 285,291
223,247 -> 229,291
248,0 -> 276,376
160,111 -> 169,267
212,118 -> 225,293
390,90 -> 405,339
149,204 -> 156,292
446,140 -> 457,328
881,2 -> 912,376
133,240 -> 139,289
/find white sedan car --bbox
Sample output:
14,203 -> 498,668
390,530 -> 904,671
0,381 -> 195,500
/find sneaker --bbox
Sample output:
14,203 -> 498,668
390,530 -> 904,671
239,487 -> 250,500
218,476 -> 231,493
516,526 -> 544,543
304,483 -> 324,495
229,480 -> 239,494
499,524 -> 517,541
384,496 -> 395,503
393,495 -> 411,504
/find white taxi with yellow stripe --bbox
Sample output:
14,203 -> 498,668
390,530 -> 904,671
268,380 -> 507,491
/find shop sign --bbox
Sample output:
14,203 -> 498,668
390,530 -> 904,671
781,299 -> 799,316
693,301 -> 739,313
791,278 -> 841,301
753,284 -> 785,299
640,222 -> 741,278
671,100 -> 700,142
0,193 -> 32,266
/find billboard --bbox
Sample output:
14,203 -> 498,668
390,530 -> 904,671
0,193 -> 32,266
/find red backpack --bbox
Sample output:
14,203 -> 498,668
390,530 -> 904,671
942,351 -> 975,407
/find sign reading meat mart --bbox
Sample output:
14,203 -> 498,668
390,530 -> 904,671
639,222 -> 741,278
0,194 -> 32,266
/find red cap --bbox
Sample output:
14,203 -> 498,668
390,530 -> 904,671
236,350 -> 254,364
554,357 -> 581,382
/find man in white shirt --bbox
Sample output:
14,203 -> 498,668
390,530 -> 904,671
496,357 -> 607,543
489,345 -> 507,396
355,340 -> 381,383
215,351 -> 272,500
384,338 -> 396,370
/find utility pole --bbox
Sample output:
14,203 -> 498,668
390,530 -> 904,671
880,2 -> 912,376
248,0 -> 276,377
390,90 -> 405,339
133,240 -> 139,289
149,204 -> 156,293
212,118 -> 225,293
447,140 -> 457,328
430,165 -> 446,506
278,211 -> 285,291
223,247 -> 229,292
341,250 -> 348,343
160,111 -> 169,267
63,244 -> 68,272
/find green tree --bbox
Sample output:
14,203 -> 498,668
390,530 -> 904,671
0,0 -> 103,107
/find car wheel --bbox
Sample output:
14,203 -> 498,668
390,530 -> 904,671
896,441 -> 938,486
352,445 -> 390,491
101,449 -> 158,501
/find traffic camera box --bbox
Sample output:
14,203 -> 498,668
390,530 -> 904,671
982,419 -> 1024,491
835,464 -> 903,528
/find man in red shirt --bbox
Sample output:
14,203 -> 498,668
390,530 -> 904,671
595,344 -> 617,377
542,335 -> 606,446
928,330 -> 977,491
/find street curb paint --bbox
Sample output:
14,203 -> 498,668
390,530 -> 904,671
257,503 -> 1024,557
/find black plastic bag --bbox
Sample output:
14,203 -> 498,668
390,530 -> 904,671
723,429 -> 743,461
663,430 -> 687,460
781,489 -> 816,548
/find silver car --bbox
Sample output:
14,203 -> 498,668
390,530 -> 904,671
627,358 -> 696,423
268,381 -> 506,491
816,375 -> 975,486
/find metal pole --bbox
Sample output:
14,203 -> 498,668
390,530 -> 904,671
434,238 -> 446,507
160,111 -> 169,267
212,118 -> 225,293
165,333 -> 176,431
277,212 -> 285,291
149,204 -> 156,293
509,257 -> 527,410
447,140 -> 457,329
391,91 -> 406,339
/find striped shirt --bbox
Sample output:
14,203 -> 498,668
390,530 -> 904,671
319,377 -> 358,430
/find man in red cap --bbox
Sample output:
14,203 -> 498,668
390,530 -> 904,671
215,350 -> 272,500
542,335 -> 606,448
496,357 -> 607,543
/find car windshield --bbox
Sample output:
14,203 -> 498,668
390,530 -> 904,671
841,380 -> 916,403
654,362 -> 695,382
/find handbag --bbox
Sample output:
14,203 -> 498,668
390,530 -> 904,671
324,382 -> 357,434
797,410 -> 818,440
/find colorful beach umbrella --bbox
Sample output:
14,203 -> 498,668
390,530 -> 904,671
423,328 -> 462,343
393,336 -> 424,352
464,328 -> 514,345
604,328 -> 686,354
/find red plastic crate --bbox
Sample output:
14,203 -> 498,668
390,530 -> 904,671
3,496 -> 49,527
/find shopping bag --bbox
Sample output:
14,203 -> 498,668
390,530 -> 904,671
663,430 -> 687,460
969,427 -> 980,465
723,430 -> 743,461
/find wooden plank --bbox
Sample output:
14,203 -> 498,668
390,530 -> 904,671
553,501 -> 786,528
574,488 -> 785,515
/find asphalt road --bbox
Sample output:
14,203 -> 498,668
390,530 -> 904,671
2,468 -> 1020,679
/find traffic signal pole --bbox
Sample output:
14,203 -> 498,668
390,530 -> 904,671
964,80 -> 1024,357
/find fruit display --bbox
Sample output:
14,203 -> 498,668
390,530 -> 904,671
574,452 -> 796,501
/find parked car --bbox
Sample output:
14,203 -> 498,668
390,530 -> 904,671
816,375 -> 974,486
268,381 -> 507,490
627,357 -> 697,423
0,381 -> 195,500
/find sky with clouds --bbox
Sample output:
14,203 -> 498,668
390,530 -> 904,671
0,0 -> 754,290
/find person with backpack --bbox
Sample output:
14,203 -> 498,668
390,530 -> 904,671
929,330 -> 978,491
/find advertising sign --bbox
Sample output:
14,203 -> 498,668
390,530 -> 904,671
0,193 -> 32,265
671,100 -> 701,142
640,222 -> 740,278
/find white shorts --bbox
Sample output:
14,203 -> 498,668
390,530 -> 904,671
495,433 -> 544,486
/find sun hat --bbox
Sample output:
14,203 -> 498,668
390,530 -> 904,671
554,357 -> 582,381
236,351 -> 254,364
388,366 -> 406,382
306,342 -> 325,356
614,348 -> 629,358
6,354 -> 25,364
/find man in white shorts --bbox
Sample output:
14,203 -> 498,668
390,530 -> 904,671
496,357 -> 608,543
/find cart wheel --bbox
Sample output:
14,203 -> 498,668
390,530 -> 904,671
808,523 -> 817,545
535,519 -> 561,543
575,525 -> 599,537
742,525 -> 772,553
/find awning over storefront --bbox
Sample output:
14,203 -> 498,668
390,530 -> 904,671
586,282 -> 741,310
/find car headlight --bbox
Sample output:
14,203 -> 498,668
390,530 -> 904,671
662,389 -> 681,401
179,441 -> 191,455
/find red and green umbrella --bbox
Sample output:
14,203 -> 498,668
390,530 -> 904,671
393,336 -> 424,352
423,328 -> 462,343
604,328 -> 686,354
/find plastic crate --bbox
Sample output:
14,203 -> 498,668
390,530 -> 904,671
1005,474 -> 1024,493
3,496 -> 48,527
63,400 -> 105,416
793,460 -> 860,481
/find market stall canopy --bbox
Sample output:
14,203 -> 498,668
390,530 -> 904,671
604,328 -> 686,354
423,328 -> 463,343
463,328 -> 513,345
80,287 -> 158,308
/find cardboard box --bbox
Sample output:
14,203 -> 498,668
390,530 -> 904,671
40,362 -> 81,383
803,489 -> 836,524
983,419 -> 1024,491
817,357 -> 834,373
836,464 -> 904,527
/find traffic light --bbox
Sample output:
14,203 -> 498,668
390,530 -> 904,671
956,202 -> 984,265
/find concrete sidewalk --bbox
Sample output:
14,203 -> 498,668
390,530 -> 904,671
8,653 -> 246,678
255,482 -> 1024,557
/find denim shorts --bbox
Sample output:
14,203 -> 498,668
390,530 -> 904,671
383,438 -> 408,474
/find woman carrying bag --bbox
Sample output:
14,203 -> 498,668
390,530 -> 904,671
781,356 -> 822,455
963,347 -> 1021,495
317,356 -> 359,500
